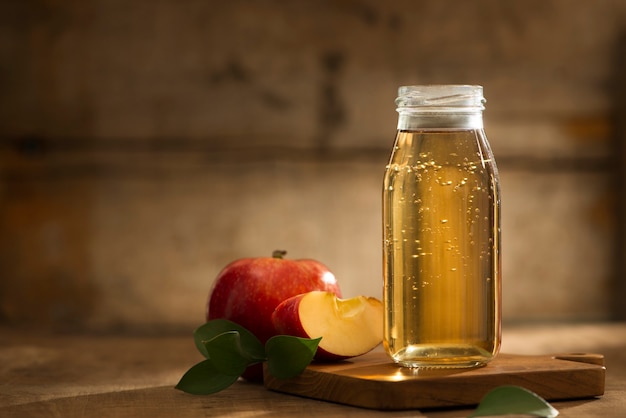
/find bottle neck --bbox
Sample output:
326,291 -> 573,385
397,112 -> 483,130
395,85 -> 485,130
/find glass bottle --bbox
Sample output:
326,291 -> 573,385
382,85 -> 501,368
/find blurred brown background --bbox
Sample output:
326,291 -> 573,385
1,0 -> 625,334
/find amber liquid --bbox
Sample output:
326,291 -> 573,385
383,129 -> 501,368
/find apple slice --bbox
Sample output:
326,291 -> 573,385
271,291 -> 383,361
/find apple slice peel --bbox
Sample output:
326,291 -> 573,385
272,291 -> 383,361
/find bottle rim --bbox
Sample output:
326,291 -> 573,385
396,85 -> 485,113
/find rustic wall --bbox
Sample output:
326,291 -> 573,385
1,0 -> 625,332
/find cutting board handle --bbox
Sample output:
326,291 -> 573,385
553,353 -> 605,366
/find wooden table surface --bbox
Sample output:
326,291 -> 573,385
1,322 -> 625,417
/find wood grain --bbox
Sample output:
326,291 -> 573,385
263,351 -> 606,410
1,325 -> 624,417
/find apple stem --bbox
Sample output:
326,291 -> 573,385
272,250 -> 287,259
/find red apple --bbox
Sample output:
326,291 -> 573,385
271,291 -> 383,361
206,251 -> 341,380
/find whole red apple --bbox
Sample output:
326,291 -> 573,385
206,250 -> 341,380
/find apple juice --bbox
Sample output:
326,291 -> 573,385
383,86 -> 501,368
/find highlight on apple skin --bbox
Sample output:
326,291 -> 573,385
271,291 -> 383,361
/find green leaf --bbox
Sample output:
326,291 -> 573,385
204,331 -> 266,376
469,385 -> 559,417
193,319 -> 265,360
175,359 -> 239,395
179,321 -> 320,396
265,335 -> 321,379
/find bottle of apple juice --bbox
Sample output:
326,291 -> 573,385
382,85 -> 501,368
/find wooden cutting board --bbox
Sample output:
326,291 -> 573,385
263,351 -> 605,410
